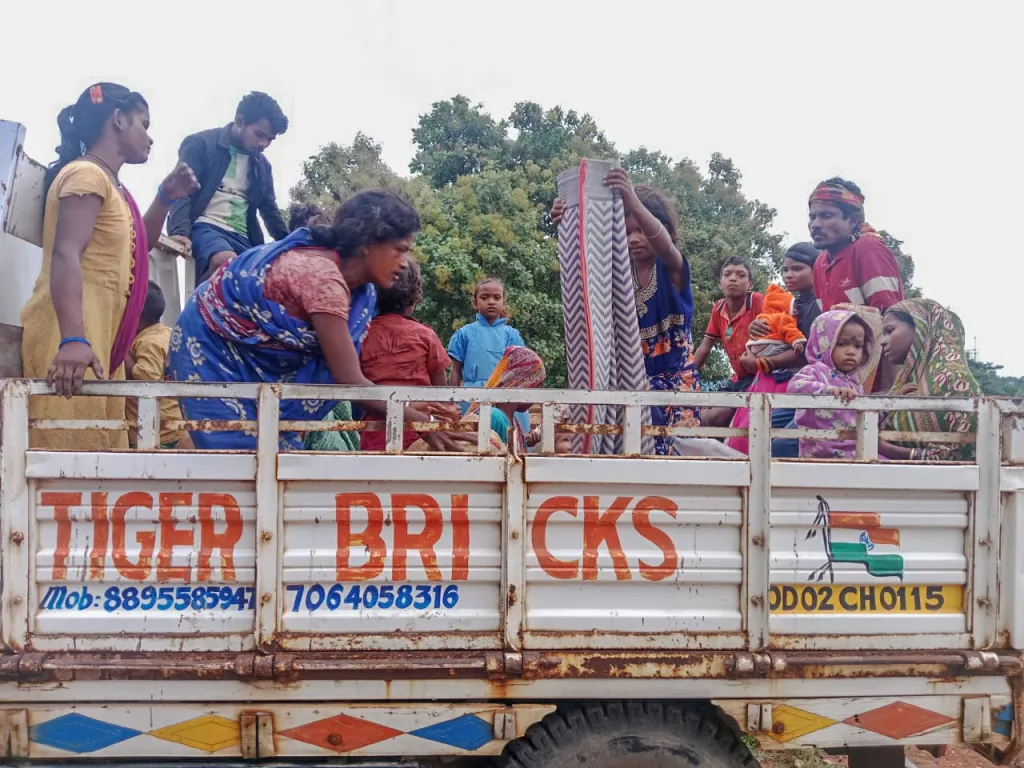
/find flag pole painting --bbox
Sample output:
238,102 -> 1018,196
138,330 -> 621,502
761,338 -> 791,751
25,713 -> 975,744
806,495 -> 905,583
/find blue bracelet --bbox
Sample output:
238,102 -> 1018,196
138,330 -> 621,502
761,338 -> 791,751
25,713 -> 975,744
157,185 -> 179,206
59,336 -> 90,349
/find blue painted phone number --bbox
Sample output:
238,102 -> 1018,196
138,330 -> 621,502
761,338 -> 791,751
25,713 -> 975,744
39,585 -> 255,612
286,583 -> 460,613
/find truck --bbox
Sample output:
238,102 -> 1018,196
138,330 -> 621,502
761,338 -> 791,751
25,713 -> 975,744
2,118 -> 1022,768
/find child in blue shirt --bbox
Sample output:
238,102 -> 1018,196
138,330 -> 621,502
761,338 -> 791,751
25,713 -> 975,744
448,277 -> 530,435
448,278 -> 525,387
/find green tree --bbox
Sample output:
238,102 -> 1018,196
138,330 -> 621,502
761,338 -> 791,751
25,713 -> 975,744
878,231 -> 922,299
409,95 -> 507,188
968,357 -> 1024,397
290,133 -> 407,211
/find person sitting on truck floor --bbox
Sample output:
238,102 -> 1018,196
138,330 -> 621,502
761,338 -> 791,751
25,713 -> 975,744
786,309 -> 874,459
408,346 -> 570,454
124,281 -> 190,449
167,188 -> 470,453
878,299 -> 980,462
20,82 -> 198,450
167,92 -> 290,287
551,172 -> 701,455
359,258 -> 459,451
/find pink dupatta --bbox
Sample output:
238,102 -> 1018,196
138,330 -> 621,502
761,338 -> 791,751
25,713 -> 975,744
109,187 -> 149,372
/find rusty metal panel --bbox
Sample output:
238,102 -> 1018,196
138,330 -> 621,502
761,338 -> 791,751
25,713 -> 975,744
277,480 -> 503,650
30,479 -> 257,651
523,479 -> 746,649
769,485 -> 971,648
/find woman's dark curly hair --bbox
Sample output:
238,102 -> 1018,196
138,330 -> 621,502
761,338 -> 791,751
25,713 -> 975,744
635,185 -> 679,243
377,258 -> 423,315
309,189 -> 420,259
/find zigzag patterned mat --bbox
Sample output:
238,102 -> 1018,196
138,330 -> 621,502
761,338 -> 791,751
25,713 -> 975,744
557,159 -> 653,455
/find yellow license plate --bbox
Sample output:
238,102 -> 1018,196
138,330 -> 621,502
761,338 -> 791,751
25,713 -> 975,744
770,584 -> 963,614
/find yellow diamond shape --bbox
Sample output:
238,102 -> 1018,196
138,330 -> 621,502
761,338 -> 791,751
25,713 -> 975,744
149,714 -> 240,753
767,705 -> 837,744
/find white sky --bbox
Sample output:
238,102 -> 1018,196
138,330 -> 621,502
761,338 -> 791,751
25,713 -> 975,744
4,1 -> 1021,371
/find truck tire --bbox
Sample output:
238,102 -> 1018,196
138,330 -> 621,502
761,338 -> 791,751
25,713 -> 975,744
498,701 -> 757,768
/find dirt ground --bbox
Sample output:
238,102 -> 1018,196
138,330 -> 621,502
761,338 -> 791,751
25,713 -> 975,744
759,746 -> 996,768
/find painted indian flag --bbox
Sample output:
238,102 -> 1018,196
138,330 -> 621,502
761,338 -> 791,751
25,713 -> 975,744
824,512 -> 904,579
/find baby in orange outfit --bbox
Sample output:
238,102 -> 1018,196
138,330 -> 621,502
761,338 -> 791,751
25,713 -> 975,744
741,284 -> 806,375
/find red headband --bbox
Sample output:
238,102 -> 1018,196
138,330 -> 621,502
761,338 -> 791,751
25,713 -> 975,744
809,183 -> 864,210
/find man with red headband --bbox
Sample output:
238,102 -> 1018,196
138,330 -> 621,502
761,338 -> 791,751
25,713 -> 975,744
808,177 -> 903,312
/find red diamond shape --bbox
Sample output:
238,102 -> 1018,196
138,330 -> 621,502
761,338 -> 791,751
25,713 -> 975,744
281,713 -> 403,753
844,701 -> 955,739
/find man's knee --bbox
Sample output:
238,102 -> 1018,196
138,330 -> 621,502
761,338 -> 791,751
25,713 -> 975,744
201,250 -> 235,282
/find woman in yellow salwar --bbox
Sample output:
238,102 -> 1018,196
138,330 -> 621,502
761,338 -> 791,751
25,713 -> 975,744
20,83 -> 197,449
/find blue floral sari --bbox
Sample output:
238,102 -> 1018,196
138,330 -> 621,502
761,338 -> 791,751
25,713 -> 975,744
167,229 -> 375,449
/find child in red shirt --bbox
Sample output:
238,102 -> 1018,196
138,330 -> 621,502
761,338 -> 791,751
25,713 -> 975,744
693,256 -> 764,390
359,259 -> 454,450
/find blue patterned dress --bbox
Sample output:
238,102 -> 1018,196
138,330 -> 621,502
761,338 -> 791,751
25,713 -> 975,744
167,229 -> 375,450
633,259 -> 701,454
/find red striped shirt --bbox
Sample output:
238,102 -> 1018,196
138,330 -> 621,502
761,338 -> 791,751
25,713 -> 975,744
813,238 -> 904,312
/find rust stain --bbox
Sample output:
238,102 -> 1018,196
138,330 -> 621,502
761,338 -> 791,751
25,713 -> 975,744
2,649 -> 1017,684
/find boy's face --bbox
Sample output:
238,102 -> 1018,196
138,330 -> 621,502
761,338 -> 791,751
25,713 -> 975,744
832,320 -> 867,374
782,257 -> 814,293
720,264 -> 752,299
233,116 -> 277,154
473,283 -> 506,321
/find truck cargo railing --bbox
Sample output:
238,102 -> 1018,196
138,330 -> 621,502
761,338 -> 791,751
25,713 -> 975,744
6,379 -> 999,462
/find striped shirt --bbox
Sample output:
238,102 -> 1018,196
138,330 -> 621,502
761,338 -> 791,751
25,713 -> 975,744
813,238 -> 904,312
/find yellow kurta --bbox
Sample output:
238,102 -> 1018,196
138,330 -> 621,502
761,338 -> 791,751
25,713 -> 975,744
125,323 -> 186,447
20,161 -> 133,450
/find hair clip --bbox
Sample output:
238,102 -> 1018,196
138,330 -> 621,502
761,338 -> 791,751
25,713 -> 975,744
89,85 -> 103,105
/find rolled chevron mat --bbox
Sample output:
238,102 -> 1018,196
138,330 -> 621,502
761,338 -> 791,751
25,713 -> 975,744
557,158 -> 654,455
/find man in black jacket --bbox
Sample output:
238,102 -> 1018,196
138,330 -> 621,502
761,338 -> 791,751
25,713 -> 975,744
167,92 -> 290,285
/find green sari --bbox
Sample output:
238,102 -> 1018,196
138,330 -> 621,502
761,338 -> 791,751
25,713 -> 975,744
303,401 -> 360,452
882,299 -> 980,461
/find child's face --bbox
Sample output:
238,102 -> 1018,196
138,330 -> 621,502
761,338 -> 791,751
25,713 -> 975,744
624,214 -> 653,264
831,320 -> 867,374
782,257 -> 814,293
720,264 -> 752,299
473,283 -> 506,321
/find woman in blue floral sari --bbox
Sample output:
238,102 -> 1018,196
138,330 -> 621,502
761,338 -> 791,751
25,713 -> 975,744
168,189 -> 460,451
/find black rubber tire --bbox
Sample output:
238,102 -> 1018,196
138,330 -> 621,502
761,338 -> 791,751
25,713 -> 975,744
498,701 -> 758,768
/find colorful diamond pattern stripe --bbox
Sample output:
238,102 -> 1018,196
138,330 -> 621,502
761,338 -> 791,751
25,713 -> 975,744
844,701 -> 955,740
410,714 -> 493,751
149,714 -> 241,753
29,713 -> 141,754
281,712 -> 404,753
766,705 -> 836,743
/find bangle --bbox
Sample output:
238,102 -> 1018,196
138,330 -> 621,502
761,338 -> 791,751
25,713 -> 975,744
643,222 -> 664,240
59,336 -> 90,349
157,184 -> 181,206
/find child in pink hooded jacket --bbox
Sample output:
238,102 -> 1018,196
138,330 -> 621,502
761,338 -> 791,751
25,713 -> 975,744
786,309 -> 873,459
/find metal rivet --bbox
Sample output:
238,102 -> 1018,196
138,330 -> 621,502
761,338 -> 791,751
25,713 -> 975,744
10,532 -> 24,545
12,596 -> 22,605
261,531 -> 273,542
751,535 -> 764,547
751,596 -> 763,606
773,722 -> 785,735
261,593 -> 272,604
511,530 -> 520,540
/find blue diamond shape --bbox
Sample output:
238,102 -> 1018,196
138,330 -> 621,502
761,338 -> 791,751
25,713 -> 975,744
30,713 -> 141,753
411,714 -> 492,751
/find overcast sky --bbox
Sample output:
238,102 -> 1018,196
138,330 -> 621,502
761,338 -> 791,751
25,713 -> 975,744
4,1 -> 1020,371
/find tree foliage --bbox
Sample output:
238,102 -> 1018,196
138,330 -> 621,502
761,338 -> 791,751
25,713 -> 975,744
969,357 -> 1024,397
289,95 -> 922,389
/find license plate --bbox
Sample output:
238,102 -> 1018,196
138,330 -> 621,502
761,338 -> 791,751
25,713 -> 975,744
770,584 -> 963,614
